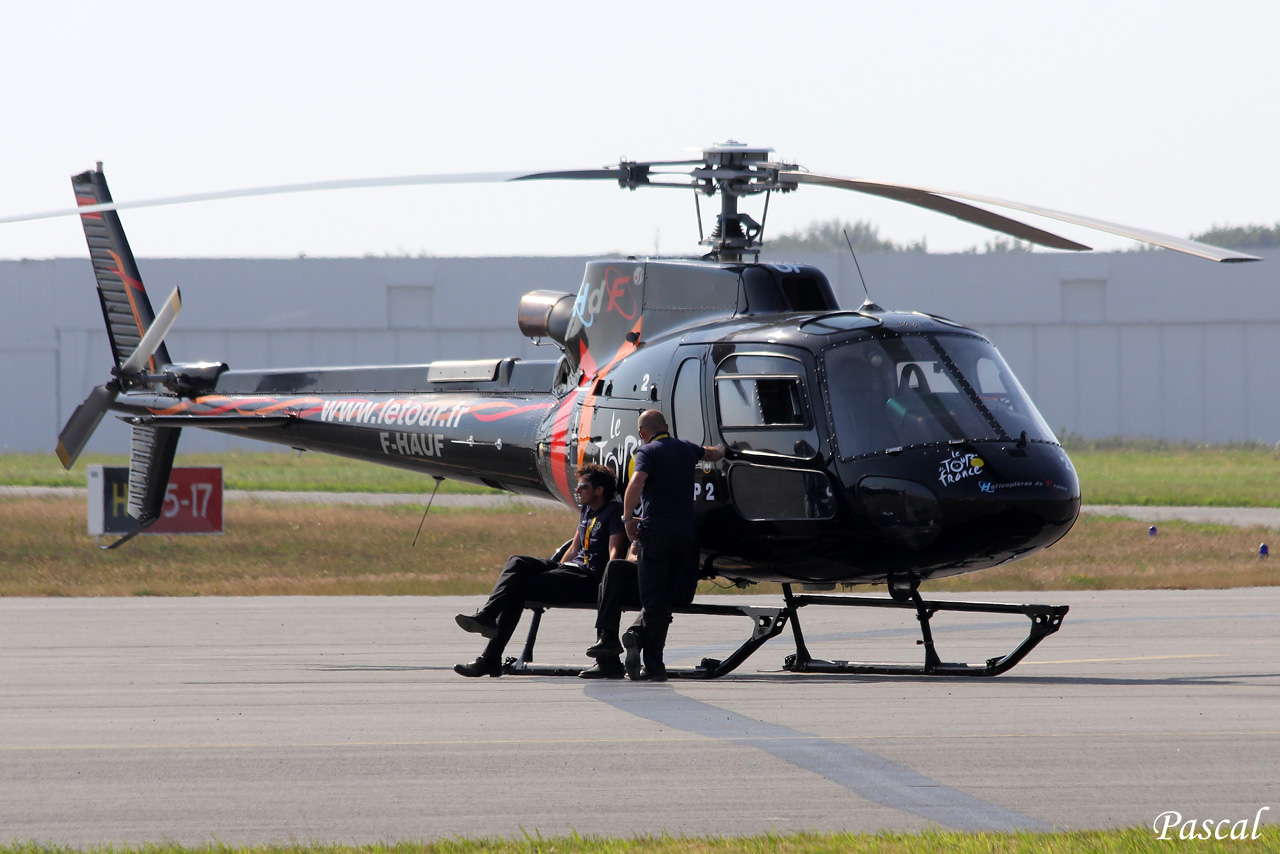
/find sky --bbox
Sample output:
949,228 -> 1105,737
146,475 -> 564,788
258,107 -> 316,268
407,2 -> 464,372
0,0 -> 1276,260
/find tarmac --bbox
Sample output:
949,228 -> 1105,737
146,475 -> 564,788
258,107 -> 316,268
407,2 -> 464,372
1,589 -> 1277,843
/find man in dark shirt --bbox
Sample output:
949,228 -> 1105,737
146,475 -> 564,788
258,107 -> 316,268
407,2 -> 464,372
453,463 -> 628,677
617,409 -> 724,681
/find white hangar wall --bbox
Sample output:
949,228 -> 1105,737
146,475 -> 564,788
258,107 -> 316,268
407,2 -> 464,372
1,250 -> 1276,455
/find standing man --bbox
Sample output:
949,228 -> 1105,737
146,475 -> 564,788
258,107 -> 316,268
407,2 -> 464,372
453,463 -> 627,677
620,409 -> 724,681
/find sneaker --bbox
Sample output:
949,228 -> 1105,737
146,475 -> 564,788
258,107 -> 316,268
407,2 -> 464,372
455,612 -> 498,639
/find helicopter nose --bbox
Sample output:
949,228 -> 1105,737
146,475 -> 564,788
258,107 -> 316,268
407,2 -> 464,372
856,476 -> 942,550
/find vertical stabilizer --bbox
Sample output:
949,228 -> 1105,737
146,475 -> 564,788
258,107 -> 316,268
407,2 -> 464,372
72,167 -> 172,372
103,423 -> 182,550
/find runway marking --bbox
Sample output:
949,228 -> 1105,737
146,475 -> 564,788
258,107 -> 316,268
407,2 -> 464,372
583,682 -> 1051,833
1025,653 -> 1226,665
6,729 -> 1280,753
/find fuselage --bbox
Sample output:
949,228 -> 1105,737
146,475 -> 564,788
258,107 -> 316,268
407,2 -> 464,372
112,258 -> 1080,588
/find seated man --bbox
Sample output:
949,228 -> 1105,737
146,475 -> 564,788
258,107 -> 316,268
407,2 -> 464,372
453,462 -> 628,677
577,546 -> 641,679
577,538 -> 701,679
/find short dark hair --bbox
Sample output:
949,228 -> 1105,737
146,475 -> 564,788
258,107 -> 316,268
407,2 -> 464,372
577,463 -> 617,501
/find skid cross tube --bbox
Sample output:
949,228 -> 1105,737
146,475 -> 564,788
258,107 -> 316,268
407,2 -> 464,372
782,590 -> 1069,677
502,601 -> 790,679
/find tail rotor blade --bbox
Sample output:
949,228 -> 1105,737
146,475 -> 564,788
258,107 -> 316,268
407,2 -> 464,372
119,287 -> 181,375
56,384 -> 117,469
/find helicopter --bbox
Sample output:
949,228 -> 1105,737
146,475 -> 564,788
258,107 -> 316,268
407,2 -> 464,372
25,142 -> 1259,679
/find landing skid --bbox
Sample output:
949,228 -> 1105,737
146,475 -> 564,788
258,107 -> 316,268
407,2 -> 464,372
782,587 -> 1069,677
501,585 -> 1068,679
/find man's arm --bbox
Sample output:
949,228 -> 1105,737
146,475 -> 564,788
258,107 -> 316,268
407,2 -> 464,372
561,527 -> 586,564
702,444 -> 727,462
607,530 -> 629,561
622,470 -> 646,542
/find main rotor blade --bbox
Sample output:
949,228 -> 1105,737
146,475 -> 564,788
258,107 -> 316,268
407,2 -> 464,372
0,169 -> 624,224
120,286 -> 182,375
783,172 -> 1089,252
56,383 -> 116,469
785,171 -> 1260,263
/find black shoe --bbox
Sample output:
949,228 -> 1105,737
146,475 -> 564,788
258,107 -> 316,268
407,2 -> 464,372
455,612 -> 498,639
639,666 -> 668,682
453,656 -> 503,677
622,628 -> 644,680
578,658 -> 625,679
586,636 -> 623,658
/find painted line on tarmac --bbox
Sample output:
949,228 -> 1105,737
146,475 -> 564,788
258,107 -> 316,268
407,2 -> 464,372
7,729 -> 1278,753
1023,654 -> 1225,665
582,681 -> 1051,833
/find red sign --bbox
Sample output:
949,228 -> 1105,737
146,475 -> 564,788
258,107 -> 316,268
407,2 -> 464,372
150,467 -> 224,534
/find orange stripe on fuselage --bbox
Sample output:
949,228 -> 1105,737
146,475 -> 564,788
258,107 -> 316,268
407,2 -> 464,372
548,390 -> 580,505
573,316 -> 643,470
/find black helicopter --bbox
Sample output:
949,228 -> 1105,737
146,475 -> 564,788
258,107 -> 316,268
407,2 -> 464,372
30,142 -> 1259,679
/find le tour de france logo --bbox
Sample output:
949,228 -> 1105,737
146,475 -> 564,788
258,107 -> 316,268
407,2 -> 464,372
938,449 -> 984,487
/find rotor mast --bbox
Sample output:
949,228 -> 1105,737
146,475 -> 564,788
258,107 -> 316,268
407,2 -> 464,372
693,142 -> 796,263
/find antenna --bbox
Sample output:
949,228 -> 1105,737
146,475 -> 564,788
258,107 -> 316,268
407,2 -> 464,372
843,228 -> 872,302
412,476 -> 445,547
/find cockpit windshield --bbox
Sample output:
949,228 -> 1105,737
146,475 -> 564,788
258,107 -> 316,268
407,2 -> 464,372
823,333 -> 1057,459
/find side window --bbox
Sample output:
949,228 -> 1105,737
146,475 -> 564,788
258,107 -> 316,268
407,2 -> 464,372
718,376 -> 805,427
714,353 -> 819,458
671,357 -> 705,441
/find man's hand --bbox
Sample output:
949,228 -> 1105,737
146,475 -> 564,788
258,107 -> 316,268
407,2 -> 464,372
624,517 -> 642,541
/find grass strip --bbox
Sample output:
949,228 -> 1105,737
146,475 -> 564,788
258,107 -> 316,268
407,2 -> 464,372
1064,443 -> 1280,508
2,827 -> 1278,853
0,452 -> 503,495
0,497 -> 574,597
2,498 -> 1276,597
3,442 -> 1280,506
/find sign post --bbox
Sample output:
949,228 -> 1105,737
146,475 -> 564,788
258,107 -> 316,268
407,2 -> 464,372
87,466 -> 224,539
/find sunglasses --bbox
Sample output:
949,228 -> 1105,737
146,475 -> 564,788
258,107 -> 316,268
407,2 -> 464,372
575,482 -> 594,491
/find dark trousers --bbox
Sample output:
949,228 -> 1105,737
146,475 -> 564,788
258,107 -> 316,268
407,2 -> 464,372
635,533 -> 700,631
477,555 -> 598,661
595,559 -> 642,639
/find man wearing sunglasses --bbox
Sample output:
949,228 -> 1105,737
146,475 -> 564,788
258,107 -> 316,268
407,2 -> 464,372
453,463 -> 628,677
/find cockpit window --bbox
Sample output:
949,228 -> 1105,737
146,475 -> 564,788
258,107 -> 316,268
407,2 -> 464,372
823,333 -> 1057,459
